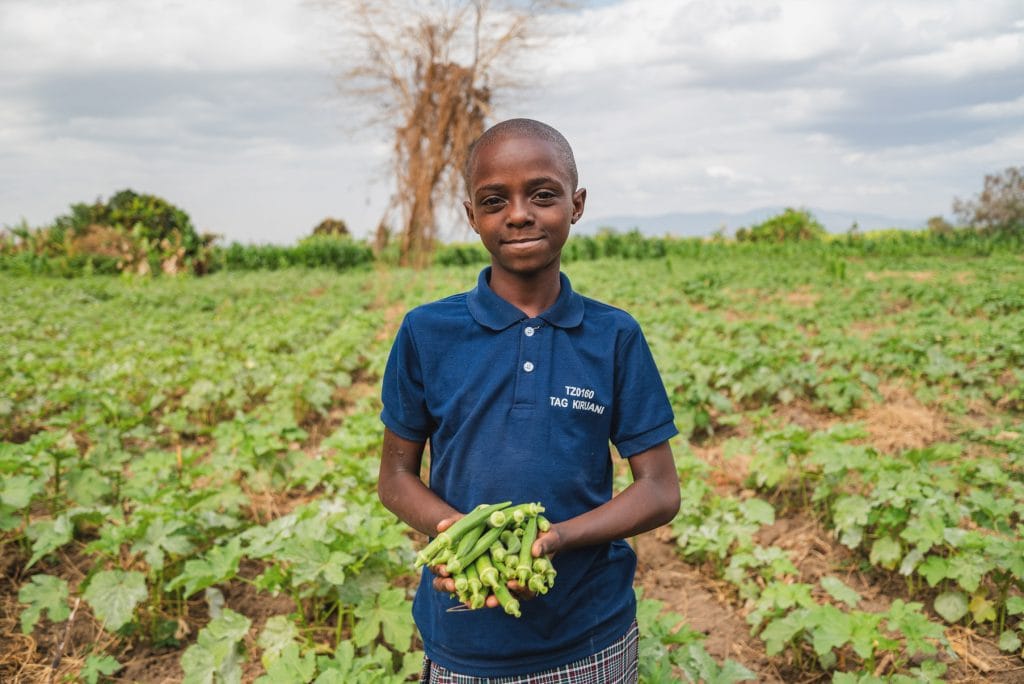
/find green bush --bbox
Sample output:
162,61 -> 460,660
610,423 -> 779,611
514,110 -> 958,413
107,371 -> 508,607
736,208 -> 827,243
2,190 -> 214,275
432,242 -> 489,266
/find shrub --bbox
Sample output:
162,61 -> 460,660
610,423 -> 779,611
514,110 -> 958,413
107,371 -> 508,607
954,166 -> 1024,235
735,208 -> 827,243
310,217 -> 349,237
4,190 -> 214,275
432,242 -> 489,266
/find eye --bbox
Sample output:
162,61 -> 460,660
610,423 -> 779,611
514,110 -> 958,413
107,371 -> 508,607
533,190 -> 557,202
480,196 -> 505,207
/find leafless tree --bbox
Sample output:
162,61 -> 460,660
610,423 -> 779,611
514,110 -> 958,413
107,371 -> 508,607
953,166 -> 1024,235
321,0 -> 564,265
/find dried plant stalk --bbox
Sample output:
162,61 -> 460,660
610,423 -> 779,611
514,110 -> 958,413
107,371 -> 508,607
320,0 -> 567,265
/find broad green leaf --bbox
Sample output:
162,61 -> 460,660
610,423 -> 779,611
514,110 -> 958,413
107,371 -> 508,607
181,608 -> 252,684
80,654 -> 122,684
848,612 -> 892,660
933,591 -> 968,623
165,538 -> 242,597
738,498 -> 775,526
969,593 -> 997,623
820,576 -> 860,608
312,672 -> 347,684
66,467 -> 112,506
255,643 -> 315,684
83,570 -> 147,631
885,600 -> 942,656
258,615 -> 300,666
678,642 -> 756,683
832,495 -> 870,548
908,659 -> 947,683
760,611 -> 806,656
917,556 -> 948,587
899,547 -> 925,576
998,630 -> 1022,653
947,553 -> 991,593
899,514 -> 945,551
869,536 -> 901,570
279,537 -> 355,588
398,651 -> 426,682
1007,596 -> 1024,616
809,607 -> 850,656
132,517 -> 194,570
1,474 -> 43,509
18,574 -> 70,633
27,514 -> 73,567
351,587 -> 414,652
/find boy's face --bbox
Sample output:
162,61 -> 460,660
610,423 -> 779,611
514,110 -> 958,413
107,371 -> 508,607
464,134 -> 586,279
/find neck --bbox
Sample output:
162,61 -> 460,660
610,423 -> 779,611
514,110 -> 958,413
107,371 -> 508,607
488,261 -> 561,318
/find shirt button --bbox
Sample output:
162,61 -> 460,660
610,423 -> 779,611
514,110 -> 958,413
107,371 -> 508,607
523,361 -> 534,372
524,326 -> 535,337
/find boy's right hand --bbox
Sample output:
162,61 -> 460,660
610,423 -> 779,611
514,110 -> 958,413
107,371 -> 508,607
429,515 -> 460,594
429,514 -> 503,609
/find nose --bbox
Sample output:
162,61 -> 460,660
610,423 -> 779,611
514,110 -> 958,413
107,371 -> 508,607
506,196 -> 533,228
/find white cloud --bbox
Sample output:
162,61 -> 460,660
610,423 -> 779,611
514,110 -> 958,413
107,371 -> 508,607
0,0 -> 329,74
1,0 -> 1022,241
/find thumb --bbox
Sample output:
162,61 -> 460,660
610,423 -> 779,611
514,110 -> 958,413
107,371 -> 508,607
533,529 -> 557,558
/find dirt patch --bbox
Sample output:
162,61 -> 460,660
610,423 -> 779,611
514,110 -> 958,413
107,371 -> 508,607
865,270 -> 936,282
784,290 -> 820,307
853,383 -> 950,453
773,399 -> 839,433
954,271 -> 975,285
946,626 -> 1024,683
692,443 -> 750,494
634,528 -> 780,682
375,302 -> 409,342
848,319 -> 888,339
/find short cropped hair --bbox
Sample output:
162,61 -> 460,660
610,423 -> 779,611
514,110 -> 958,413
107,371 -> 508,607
464,118 -> 579,192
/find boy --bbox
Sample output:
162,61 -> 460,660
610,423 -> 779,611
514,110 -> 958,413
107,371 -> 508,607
379,118 -> 680,682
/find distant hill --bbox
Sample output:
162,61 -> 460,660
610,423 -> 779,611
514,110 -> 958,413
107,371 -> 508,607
576,207 -> 926,238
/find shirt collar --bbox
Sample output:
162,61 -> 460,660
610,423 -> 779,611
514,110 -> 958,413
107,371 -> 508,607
467,267 -> 585,331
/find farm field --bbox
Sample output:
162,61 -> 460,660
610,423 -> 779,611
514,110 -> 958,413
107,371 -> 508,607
2,248 -> 1023,683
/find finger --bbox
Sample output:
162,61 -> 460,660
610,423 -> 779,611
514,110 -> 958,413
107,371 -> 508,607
533,529 -> 556,557
506,580 -> 536,600
436,517 -> 455,533
485,594 -> 500,609
433,576 -> 456,594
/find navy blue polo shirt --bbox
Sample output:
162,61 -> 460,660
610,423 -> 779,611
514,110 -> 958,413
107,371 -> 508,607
381,267 -> 677,677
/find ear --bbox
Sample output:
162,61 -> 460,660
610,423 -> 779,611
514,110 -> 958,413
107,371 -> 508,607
463,199 -> 479,234
570,188 -> 587,225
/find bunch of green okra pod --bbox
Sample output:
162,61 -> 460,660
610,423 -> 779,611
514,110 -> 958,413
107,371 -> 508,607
414,501 -> 556,618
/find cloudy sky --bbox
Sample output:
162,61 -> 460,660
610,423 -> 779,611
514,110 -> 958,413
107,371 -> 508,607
2,0 -> 1023,243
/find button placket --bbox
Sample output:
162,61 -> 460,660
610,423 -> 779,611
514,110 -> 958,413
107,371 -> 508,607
513,320 -> 540,407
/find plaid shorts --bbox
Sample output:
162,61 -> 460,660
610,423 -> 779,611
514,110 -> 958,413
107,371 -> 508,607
420,620 -> 639,684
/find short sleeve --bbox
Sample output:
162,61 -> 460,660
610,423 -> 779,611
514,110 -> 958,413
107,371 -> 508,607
380,316 -> 433,442
610,324 -> 678,457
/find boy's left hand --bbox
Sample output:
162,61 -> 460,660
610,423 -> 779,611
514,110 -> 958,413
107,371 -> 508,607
532,526 -> 561,559
506,525 -> 560,600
